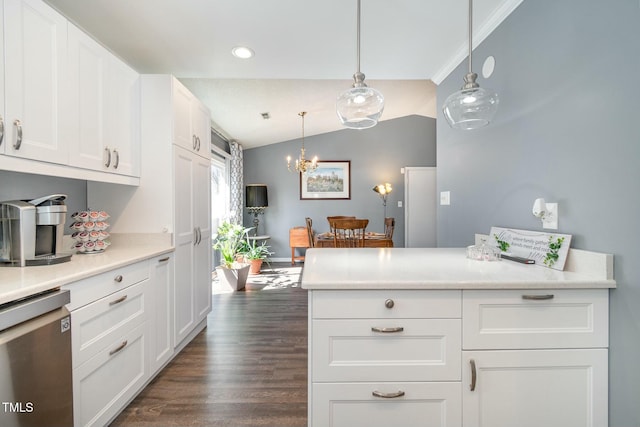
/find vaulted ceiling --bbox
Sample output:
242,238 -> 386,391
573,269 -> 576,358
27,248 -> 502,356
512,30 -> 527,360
45,0 -> 522,148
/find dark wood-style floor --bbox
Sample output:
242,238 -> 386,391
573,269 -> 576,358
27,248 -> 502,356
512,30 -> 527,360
110,264 -> 308,427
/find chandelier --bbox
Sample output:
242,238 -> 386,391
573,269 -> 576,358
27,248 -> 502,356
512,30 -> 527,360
287,112 -> 318,174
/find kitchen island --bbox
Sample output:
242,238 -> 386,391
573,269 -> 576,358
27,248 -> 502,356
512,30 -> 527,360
302,247 -> 615,427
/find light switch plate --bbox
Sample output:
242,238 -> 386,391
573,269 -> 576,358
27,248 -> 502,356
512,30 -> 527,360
440,191 -> 451,205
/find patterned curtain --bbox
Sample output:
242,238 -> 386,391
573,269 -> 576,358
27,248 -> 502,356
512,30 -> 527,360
229,140 -> 244,224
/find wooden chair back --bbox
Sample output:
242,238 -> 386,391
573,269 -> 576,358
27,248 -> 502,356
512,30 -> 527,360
305,217 -> 315,248
327,216 -> 356,233
384,217 -> 395,239
331,218 -> 369,248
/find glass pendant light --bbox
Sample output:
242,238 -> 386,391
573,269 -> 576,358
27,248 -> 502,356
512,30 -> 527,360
336,0 -> 384,129
442,0 -> 499,130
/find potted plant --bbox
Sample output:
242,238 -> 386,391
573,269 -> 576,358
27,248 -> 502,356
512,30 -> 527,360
240,239 -> 273,275
213,221 -> 251,290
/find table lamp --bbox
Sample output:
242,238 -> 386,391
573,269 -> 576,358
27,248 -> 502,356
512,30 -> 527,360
246,184 -> 268,235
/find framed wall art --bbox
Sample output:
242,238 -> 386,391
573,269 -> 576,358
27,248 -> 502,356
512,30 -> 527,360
300,160 -> 351,200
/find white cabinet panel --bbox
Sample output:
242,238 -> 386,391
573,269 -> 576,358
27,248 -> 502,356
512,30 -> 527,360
73,323 -> 146,427
462,349 -> 608,427
4,0 -> 68,164
312,319 -> 461,382
463,289 -> 609,349
0,2 -> 5,155
148,254 -> 174,373
312,382 -> 461,427
312,289 -> 461,319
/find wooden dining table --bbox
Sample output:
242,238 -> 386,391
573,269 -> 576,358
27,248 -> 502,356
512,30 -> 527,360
314,232 -> 394,248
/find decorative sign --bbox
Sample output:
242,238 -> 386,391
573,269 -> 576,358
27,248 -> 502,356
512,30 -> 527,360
488,227 -> 572,271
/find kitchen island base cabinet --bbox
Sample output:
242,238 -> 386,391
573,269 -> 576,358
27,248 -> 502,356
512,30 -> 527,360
312,382 -> 461,427
462,349 -> 608,427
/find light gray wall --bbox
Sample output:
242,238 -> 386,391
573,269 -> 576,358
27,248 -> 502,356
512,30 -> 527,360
0,171 -> 87,232
436,0 -> 640,425
243,115 -> 436,259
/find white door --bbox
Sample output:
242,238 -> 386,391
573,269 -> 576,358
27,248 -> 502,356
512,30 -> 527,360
194,155 -> 212,321
462,349 -> 608,427
404,167 -> 436,247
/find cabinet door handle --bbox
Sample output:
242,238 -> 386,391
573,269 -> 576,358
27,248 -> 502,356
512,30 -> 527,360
522,294 -> 554,300
0,115 -> 4,146
112,149 -> 119,169
384,299 -> 395,309
372,390 -> 405,399
114,275 -> 123,283
193,228 -> 198,245
371,326 -> 404,333
197,136 -> 201,151
109,340 -> 128,356
104,147 -> 111,167
470,359 -> 477,391
192,134 -> 197,150
13,120 -> 22,150
158,257 -> 170,263
198,227 -> 203,245
109,295 -> 128,306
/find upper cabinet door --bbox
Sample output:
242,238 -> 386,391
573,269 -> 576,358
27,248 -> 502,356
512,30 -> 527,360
4,0 -> 68,165
0,1 -> 5,156
172,80 -> 194,151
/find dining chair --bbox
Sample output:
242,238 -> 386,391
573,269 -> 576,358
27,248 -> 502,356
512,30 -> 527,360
331,218 -> 369,248
327,216 -> 356,234
384,217 -> 395,240
305,217 -> 315,248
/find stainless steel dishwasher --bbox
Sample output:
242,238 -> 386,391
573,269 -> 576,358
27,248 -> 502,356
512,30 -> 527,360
0,289 -> 73,427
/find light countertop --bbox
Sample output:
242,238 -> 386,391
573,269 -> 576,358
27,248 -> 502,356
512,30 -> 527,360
0,234 -> 173,305
301,247 -> 616,290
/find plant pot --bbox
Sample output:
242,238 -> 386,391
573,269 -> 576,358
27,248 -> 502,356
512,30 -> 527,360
248,259 -> 263,275
216,262 -> 250,291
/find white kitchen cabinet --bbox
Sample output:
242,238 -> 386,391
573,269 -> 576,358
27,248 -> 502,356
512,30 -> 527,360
308,290 -> 462,427
461,289 -> 609,427
88,74 -> 212,349
148,254 -> 174,374
172,79 -> 211,159
174,145 -> 211,345
0,1 -> 5,156
462,349 -> 607,427
67,24 -> 140,177
3,0 -> 68,164
63,260 -> 150,427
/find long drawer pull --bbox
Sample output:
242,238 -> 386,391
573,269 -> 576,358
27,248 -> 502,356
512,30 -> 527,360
522,294 -> 555,300
109,340 -> 128,356
470,359 -> 477,391
371,326 -> 404,333
114,275 -> 123,283
372,390 -> 405,399
109,295 -> 128,306
158,257 -> 170,262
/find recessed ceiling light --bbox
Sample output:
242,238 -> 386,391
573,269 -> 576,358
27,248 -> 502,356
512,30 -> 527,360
231,46 -> 254,59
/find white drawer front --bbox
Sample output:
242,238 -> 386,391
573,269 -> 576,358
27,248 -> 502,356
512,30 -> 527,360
65,260 -> 150,311
462,289 -> 608,349
72,280 -> 146,368
73,323 -> 146,427
312,319 -> 461,382
312,382 -> 461,427
311,290 -> 461,319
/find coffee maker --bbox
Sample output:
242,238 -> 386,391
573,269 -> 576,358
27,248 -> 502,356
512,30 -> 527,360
0,194 -> 72,267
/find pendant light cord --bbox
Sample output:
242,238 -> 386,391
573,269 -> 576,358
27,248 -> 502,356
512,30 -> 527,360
467,0 -> 473,74
356,0 -> 361,74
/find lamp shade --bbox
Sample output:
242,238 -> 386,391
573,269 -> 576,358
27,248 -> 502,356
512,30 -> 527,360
246,184 -> 268,208
336,85 -> 385,129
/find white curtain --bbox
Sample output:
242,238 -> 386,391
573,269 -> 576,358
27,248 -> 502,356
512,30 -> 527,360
229,140 -> 244,224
